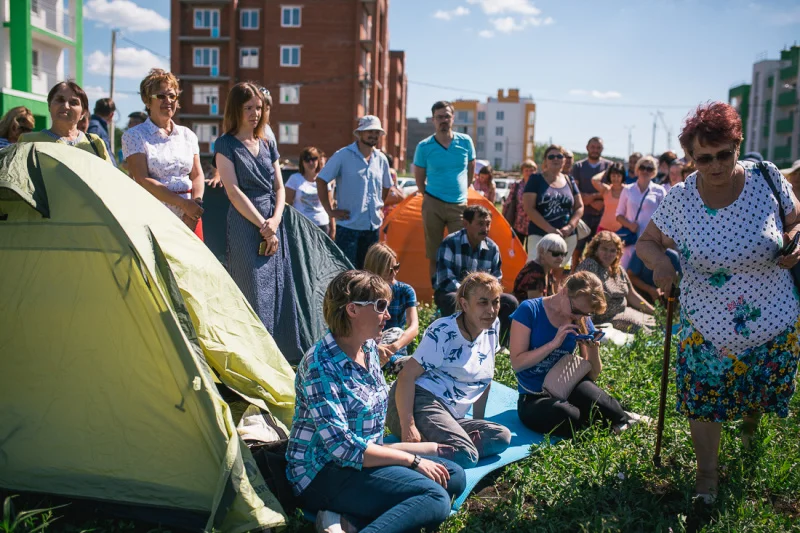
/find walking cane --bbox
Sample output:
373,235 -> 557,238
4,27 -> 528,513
653,284 -> 679,467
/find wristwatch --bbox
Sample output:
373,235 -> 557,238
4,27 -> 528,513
410,454 -> 422,470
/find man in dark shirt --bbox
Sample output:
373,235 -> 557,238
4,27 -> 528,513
87,98 -> 117,166
570,136 -> 611,264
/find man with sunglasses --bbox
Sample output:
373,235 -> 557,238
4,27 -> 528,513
433,205 -> 518,343
317,115 -> 393,269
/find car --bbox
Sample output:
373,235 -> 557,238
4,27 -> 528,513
397,177 -> 418,196
493,178 -> 517,205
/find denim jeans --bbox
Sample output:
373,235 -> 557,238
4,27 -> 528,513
297,456 -> 466,533
335,226 -> 379,269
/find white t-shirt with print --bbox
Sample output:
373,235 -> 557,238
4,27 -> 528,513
285,172 -> 330,226
650,161 -> 799,354
412,314 -> 500,419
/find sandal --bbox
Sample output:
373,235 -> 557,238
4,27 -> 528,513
694,467 -> 718,504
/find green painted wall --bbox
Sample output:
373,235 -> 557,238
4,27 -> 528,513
0,92 -> 49,129
9,0 -> 33,93
74,0 -> 83,84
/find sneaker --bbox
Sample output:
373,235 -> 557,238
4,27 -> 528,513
315,510 -> 344,533
625,411 -> 653,427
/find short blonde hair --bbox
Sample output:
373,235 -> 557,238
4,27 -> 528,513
521,159 -> 537,170
566,271 -> 607,315
323,270 -> 392,337
455,272 -> 503,311
635,155 -> 658,172
363,242 -> 398,279
583,231 -> 624,275
139,69 -> 181,114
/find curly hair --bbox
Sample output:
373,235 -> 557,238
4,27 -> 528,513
583,230 -> 624,276
323,270 -> 392,338
139,69 -> 181,114
678,102 -> 743,156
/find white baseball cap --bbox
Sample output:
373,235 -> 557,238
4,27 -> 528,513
353,115 -> 385,136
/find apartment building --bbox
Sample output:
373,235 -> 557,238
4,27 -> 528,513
449,89 -> 536,171
0,0 -> 82,129
170,0 -> 407,167
731,45 -> 800,168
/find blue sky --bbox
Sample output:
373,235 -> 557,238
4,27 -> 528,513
82,0 -> 800,158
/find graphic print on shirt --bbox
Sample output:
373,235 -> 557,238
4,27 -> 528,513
538,189 -> 573,219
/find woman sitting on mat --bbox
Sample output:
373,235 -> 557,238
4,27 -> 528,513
387,272 -> 512,469
287,270 -> 465,533
509,271 -> 649,438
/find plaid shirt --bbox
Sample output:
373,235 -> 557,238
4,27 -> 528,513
286,332 -> 388,495
433,229 -> 502,294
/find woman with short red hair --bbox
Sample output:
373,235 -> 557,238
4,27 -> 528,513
637,102 -> 800,503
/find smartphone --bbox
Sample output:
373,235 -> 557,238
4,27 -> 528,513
780,232 -> 800,256
258,240 -> 268,256
574,331 -> 606,342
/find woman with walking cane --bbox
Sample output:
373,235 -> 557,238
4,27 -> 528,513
637,102 -> 800,505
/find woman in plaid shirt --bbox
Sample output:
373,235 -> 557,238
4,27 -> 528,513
287,270 -> 465,533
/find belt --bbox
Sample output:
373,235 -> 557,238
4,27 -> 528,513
424,191 -> 462,205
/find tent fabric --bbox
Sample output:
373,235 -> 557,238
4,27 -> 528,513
0,143 -> 296,532
380,189 -> 527,303
283,206 -> 354,364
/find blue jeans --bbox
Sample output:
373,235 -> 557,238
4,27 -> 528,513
297,456 -> 466,533
335,226 -> 379,269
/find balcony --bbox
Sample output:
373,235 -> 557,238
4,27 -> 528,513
780,64 -> 798,81
777,90 -> 798,107
31,66 -> 59,96
30,1 -> 75,40
773,145 -> 791,161
775,116 -> 794,134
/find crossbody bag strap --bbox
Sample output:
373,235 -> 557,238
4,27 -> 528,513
759,162 -> 785,231
632,185 -> 648,222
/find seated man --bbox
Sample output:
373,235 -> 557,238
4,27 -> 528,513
433,205 -> 518,343
627,248 -> 682,304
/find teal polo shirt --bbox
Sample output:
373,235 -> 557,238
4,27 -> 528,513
413,132 -> 476,204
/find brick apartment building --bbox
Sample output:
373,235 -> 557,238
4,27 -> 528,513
170,0 -> 407,169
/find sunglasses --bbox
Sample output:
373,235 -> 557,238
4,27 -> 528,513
304,156 -> 319,162
352,299 -> 389,313
152,93 -> 178,102
693,149 -> 736,166
390,263 -> 401,273
549,251 -> 566,258
569,297 -> 591,317
547,154 -> 565,160
638,165 -> 656,172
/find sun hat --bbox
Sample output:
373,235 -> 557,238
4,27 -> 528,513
780,159 -> 800,176
353,115 -> 385,136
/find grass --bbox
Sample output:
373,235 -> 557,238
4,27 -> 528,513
5,306 -> 800,532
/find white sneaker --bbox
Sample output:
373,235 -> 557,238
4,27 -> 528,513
315,510 -> 345,533
625,411 -> 653,427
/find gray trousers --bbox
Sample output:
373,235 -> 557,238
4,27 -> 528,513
386,383 -> 511,468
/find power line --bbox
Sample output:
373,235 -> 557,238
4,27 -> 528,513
119,35 -> 171,61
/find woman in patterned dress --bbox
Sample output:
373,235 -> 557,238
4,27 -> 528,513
213,82 -> 302,363
638,102 -> 800,503
575,231 -> 655,333
123,69 -> 205,235
503,159 -> 537,245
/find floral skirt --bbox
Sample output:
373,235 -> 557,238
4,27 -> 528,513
675,314 -> 800,422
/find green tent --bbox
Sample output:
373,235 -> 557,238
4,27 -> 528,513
0,143 -> 296,532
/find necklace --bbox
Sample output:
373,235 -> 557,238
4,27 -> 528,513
459,313 -> 475,342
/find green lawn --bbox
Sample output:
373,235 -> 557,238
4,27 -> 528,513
4,307 -> 799,532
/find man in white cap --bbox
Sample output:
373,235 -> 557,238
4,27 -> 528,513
317,115 -> 393,268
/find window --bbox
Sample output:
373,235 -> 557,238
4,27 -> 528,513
31,0 -> 39,13
495,142 -> 503,152
456,126 -> 468,134
192,85 -> 219,105
281,6 -> 302,27
240,9 -> 260,29
456,111 -> 469,122
477,111 -> 485,121
279,85 -> 300,104
280,46 -> 301,67
476,142 -> 485,153
240,48 -> 259,68
494,158 -> 503,169
496,111 -> 505,120
495,126 -> 504,136
527,111 -> 536,125
193,123 -> 219,144
194,47 -> 219,67
194,9 -> 219,29
477,126 -> 485,137
279,123 -> 300,144
31,50 -> 40,76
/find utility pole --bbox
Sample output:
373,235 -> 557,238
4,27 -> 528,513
656,111 -> 672,152
623,125 -> 635,157
109,28 -> 118,156
650,112 -> 658,155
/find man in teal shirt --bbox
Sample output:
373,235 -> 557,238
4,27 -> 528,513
413,101 -> 476,278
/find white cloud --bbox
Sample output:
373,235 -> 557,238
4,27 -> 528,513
84,85 -> 129,103
467,0 -> 541,15
84,0 -> 169,32
569,89 -> 623,99
489,15 -> 554,33
478,30 -> 495,38
87,47 -> 169,79
433,6 -> 470,20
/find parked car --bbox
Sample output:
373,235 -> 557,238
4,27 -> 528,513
398,177 -> 418,196
494,178 -> 516,205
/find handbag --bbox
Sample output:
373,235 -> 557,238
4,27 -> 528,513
502,181 -> 520,226
758,162 -> 800,293
542,352 -> 592,401
576,219 -> 592,240
615,187 -> 648,246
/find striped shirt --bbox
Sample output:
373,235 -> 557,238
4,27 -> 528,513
433,229 -> 502,294
286,332 -> 388,495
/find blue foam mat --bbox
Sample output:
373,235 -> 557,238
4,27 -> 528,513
303,380 -> 548,521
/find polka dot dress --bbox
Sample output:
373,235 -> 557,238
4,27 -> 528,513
650,161 -> 800,355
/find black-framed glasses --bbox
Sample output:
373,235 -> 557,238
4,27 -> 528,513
152,93 -> 178,102
638,165 -> 656,172
547,154 -> 565,160
352,299 -> 389,313
693,149 -> 736,166
569,297 -> 591,317
304,156 -> 319,162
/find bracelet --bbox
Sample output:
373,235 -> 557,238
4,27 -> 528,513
409,454 -> 421,470
193,198 -> 204,206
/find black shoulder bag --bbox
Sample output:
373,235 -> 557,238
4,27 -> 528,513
758,162 -> 800,293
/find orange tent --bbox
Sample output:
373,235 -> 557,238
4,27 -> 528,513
380,189 -> 527,303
